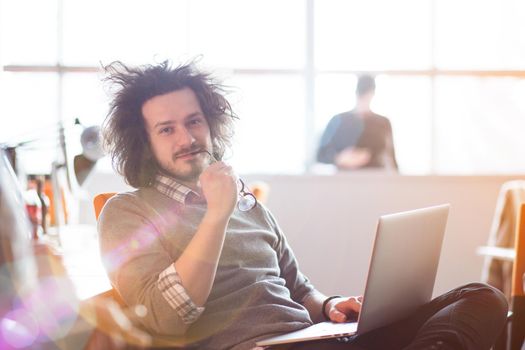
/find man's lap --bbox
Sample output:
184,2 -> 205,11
269,283 -> 507,350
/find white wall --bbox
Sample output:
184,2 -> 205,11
80,169 -> 524,297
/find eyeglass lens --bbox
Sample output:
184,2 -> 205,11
237,179 -> 257,212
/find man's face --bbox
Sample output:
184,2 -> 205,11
142,88 -> 213,187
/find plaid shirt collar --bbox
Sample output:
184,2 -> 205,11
153,173 -> 202,205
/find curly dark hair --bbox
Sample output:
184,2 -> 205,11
102,60 -> 237,188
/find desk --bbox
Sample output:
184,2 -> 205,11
46,225 -> 112,300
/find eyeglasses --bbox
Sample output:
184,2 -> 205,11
237,178 -> 257,212
204,150 -> 257,212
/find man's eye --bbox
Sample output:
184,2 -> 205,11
159,127 -> 173,134
189,119 -> 202,126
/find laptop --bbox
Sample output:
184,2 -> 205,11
257,204 -> 450,347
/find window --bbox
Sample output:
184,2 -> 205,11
315,0 -> 432,70
62,0 -> 189,66
435,77 -> 525,173
0,72 -> 59,174
227,74 -> 306,174
435,0 -> 525,70
0,0 -> 58,65
1,0 -> 524,175
188,0 -> 305,70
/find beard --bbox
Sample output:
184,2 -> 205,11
166,159 -> 207,183
157,145 -> 212,185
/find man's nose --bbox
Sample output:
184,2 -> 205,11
176,127 -> 196,146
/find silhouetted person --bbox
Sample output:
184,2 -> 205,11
317,75 -> 398,171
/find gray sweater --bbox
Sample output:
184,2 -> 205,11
98,187 -> 315,349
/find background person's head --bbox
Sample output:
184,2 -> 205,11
102,60 -> 237,188
355,74 -> 376,110
356,74 -> 376,97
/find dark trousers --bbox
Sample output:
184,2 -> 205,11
272,283 -> 508,350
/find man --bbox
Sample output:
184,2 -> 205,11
317,74 -> 398,171
99,61 -> 507,350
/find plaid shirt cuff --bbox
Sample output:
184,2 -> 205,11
157,264 -> 205,324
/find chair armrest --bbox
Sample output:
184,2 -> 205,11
477,246 -> 515,261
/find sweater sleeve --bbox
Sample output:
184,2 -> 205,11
98,192 -> 195,336
264,209 -> 316,303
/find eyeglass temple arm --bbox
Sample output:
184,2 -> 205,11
203,150 -> 218,162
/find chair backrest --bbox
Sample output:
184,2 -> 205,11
93,192 -> 116,220
92,192 -> 124,309
511,203 -> 525,297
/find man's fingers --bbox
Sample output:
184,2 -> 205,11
329,308 -> 348,323
327,296 -> 362,322
207,160 -> 232,171
334,297 -> 362,314
202,162 -> 236,181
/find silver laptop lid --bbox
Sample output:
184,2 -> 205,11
357,204 -> 449,334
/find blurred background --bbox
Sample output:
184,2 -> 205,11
1,0 -> 525,177
2,2 -> 525,336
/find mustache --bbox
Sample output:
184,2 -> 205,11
172,145 -> 211,159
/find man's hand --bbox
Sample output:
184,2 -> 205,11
335,147 -> 371,170
199,161 -> 238,220
325,296 -> 362,323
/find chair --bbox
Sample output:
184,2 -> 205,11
93,192 -> 133,308
477,181 -> 525,350
509,203 -> 525,350
93,192 -> 117,220
481,202 -> 525,350
482,181 -> 525,298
